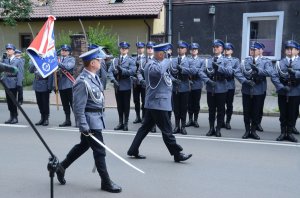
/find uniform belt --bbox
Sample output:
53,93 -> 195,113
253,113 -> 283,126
6,75 -> 17,77
226,76 -> 234,81
178,75 -> 189,81
36,76 -> 48,80
85,108 -> 105,113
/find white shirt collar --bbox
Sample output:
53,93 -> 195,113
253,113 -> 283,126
121,54 -> 127,59
148,55 -> 154,59
9,55 -> 15,61
84,68 -> 96,78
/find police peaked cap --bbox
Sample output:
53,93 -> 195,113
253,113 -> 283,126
250,42 -> 263,49
285,40 -> 298,49
153,43 -> 172,52
259,42 -> 265,49
224,42 -> 234,50
5,43 -> 16,50
119,41 -> 130,48
136,42 -> 145,48
15,49 -> 22,54
88,43 -> 100,50
177,40 -> 189,48
79,48 -> 106,62
189,43 -> 200,49
61,44 -> 72,51
146,41 -> 156,48
212,39 -> 225,48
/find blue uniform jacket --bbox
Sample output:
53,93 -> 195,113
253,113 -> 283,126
2,56 -> 23,89
29,62 -> 53,92
56,55 -> 75,90
108,55 -> 136,91
188,56 -> 205,90
133,54 -> 147,86
224,57 -> 240,90
96,61 -> 107,90
73,69 -> 105,132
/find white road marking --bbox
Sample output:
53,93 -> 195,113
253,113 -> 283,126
0,124 -> 28,128
47,127 -> 300,148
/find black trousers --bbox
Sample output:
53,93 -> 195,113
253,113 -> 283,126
225,89 -> 235,123
278,95 -> 300,128
17,85 -> 23,103
115,90 -> 131,122
5,88 -> 18,115
133,85 -> 145,118
188,89 -> 202,115
173,91 -> 189,122
59,88 -> 73,115
294,102 -> 299,127
62,131 -> 109,179
207,92 -> 226,127
258,91 -> 266,124
242,94 -> 265,128
128,109 -> 183,156
35,91 -> 50,116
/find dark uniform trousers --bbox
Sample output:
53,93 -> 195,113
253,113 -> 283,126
258,91 -> 266,124
188,89 -> 202,115
61,130 -> 109,179
133,85 -> 145,118
242,94 -> 265,128
115,90 -> 131,121
173,92 -> 189,122
128,109 -> 183,155
5,88 -> 18,115
35,91 -> 50,116
225,89 -> 235,123
278,95 -> 300,128
59,88 -> 73,115
207,92 -> 226,127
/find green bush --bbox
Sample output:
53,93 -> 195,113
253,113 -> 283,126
22,53 -> 34,86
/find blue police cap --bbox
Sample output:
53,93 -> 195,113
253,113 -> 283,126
224,42 -> 234,50
88,44 -> 100,50
189,43 -> 200,49
119,41 -> 130,49
136,42 -> 145,48
15,49 -> 22,54
79,48 -> 106,62
178,40 -> 189,48
5,43 -> 16,50
295,41 -> 300,50
285,40 -> 298,49
259,42 -> 265,49
153,43 -> 172,52
146,41 -> 156,48
61,44 -> 72,51
250,42 -> 263,49
212,39 -> 225,48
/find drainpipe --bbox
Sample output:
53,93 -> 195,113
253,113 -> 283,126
168,0 -> 172,43
143,18 -> 151,41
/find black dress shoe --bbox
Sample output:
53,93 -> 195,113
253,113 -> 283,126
215,128 -> 221,137
128,153 -> 146,159
193,120 -> 199,128
4,117 -> 13,124
286,133 -> 298,143
150,126 -> 156,133
10,117 -> 18,124
256,124 -> 264,132
185,120 -> 194,127
276,133 -> 286,141
133,118 -> 142,124
59,120 -> 71,127
101,180 -> 122,193
206,128 -> 215,136
242,131 -> 250,139
250,131 -> 260,140
35,118 -> 44,126
114,123 -> 124,130
56,164 -> 66,185
292,127 -> 300,135
181,127 -> 187,135
174,153 -> 192,162
225,122 -> 231,130
173,127 -> 180,134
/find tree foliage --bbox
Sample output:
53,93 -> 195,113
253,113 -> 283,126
0,0 -> 33,26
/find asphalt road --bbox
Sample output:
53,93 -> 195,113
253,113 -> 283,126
0,104 -> 299,198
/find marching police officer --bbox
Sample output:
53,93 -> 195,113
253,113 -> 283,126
132,41 -> 146,124
15,49 -> 24,105
186,42 -> 204,128
56,48 -> 122,193
127,43 -> 192,162
2,43 -> 23,124
108,41 -> 135,131
171,40 -> 196,135
271,40 -> 299,142
29,60 -> 53,126
56,44 -> 76,127
204,39 -> 232,137
222,42 -> 239,130
237,42 -> 274,140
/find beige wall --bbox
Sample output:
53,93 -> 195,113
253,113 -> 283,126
153,5 -> 165,35
0,17 -> 165,52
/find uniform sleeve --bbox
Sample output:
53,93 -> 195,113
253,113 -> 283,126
258,60 -> 273,77
73,79 -> 89,132
61,57 -> 75,70
181,59 -> 197,75
16,59 -> 23,86
47,74 -> 54,90
271,61 -> 284,91
120,57 -> 136,77
217,60 -> 233,76
108,58 -> 117,81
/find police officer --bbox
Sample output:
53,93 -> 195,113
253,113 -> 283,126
186,43 -> 204,128
15,49 -> 24,105
292,42 -> 300,135
171,41 -> 196,135
132,41 -> 146,124
203,39 -> 232,137
108,42 -> 135,131
127,43 -> 192,162
222,42 -> 239,130
56,44 -> 76,127
2,43 -> 23,124
271,40 -> 299,142
237,42 -> 274,140
29,60 -> 53,126
56,48 -> 122,193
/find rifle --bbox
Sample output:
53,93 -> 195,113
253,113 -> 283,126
176,57 -> 182,94
212,57 -> 218,96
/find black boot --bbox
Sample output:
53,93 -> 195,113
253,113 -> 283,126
250,125 -> 260,140
242,124 -> 251,139
56,163 -> 66,185
292,127 -> 300,135
225,122 -> 231,130
35,115 -> 44,126
174,152 -> 192,162
59,114 -> 71,127
10,113 -> 18,124
215,126 -> 221,137
114,117 -> 124,130
181,120 -> 187,135
5,113 -> 13,124
286,127 -> 298,143
123,118 -> 128,131
193,114 -> 199,128
185,113 -> 194,127
150,125 -> 156,133
256,124 -> 264,132
173,118 -> 180,134
206,123 -> 215,136
276,126 -> 286,141
43,115 -> 49,126
133,113 -> 141,124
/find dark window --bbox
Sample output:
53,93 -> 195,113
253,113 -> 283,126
111,0 -> 123,3
19,33 -> 33,51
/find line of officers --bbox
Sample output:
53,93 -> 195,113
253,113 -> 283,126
109,39 -> 300,143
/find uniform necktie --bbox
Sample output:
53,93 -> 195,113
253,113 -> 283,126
95,75 -> 101,85
120,56 -> 123,63
148,56 -> 151,60
178,57 -> 182,65
8,58 -> 10,64
289,58 -> 292,66
213,56 -> 218,62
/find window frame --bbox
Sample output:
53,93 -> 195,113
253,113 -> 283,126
241,11 -> 284,60
19,33 -> 33,51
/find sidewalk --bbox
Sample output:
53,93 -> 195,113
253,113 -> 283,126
0,83 -> 280,116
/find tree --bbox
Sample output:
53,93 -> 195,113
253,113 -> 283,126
0,0 -> 33,26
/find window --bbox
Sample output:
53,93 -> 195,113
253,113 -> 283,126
241,11 -> 284,60
19,33 -> 33,51
110,0 -> 124,3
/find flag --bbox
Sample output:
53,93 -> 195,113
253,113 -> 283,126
27,15 -> 58,78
